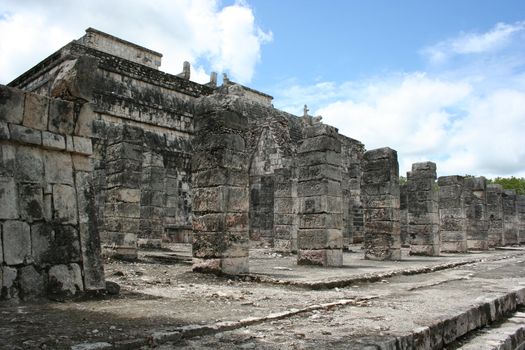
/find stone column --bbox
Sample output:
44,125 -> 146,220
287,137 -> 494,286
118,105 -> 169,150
297,124 -> 343,266
192,105 -> 250,274
465,177 -> 488,250
102,126 -> 143,260
438,176 -> 467,253
400,183 -> 408,247
273,167 -> 298,252
486,184 -> 504,247
502,189 -> 518,246
362,147 -> 401,260
518,195 -> 525,244
407,162 -> 440,256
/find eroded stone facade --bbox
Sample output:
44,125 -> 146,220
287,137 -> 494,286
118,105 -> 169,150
0,86 -> 104,301
3,28 -> 524,291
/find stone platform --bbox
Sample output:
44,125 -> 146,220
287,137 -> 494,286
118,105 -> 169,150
1,245 -> 525,349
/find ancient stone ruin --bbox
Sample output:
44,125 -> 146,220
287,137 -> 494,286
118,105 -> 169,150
1,28 -> 525,303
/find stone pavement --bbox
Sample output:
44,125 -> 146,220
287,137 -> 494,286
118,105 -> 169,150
1,246 -> 525,349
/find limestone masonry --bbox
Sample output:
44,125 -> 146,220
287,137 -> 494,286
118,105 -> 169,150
1,28 -> 524,301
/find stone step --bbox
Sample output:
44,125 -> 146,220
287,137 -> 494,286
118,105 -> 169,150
452,310 -> 525,350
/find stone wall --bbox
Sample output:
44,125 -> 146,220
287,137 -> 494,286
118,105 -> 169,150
362,148 -> 401,260
438,176 -> 467,253
486,184 -> 504,247
9,32 -> 207,257
407,162 -> 440,256
0,85 -> 104,301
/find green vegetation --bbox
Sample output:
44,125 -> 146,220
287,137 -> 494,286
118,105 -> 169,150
488,177 -> 525,195
399,176 -> 407,186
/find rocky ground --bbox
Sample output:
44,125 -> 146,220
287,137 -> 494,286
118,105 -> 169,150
1,245 -> 525,349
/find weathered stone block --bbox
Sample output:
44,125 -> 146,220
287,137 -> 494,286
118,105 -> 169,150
31,222 -> 52,264
65,135 -> 74,152
0,177 -> 18,219
48,263 -> 84,298
0,85 -> 24,124
9,124 -> 42,145
193,213 -> 248,232
192,149 -> 247,171
42,131 -> 66,150
53,184 -> 78,224
0,121 -> 9,140
364,232 -> 401,260
296,150 -> 341,167
193,231 -> 249,258
3,220 -> 31,265
74,102 -> 95,137
23,92 -> 48,130
18,265 -> 45,300
48,98 -> 75,134
102,231 -> 137,248
302,124 -> 339,138
18,183 -> 44,222
363,195 -> 399,209
274,213 -> 295,225
297,164 -> 342,182
73,136 -> 93,155
71,154 -> 92,172
1,266 -> 18,299
274,197 -> 294,214
194,109 -> 248,133
299,213 -> 343,229
194,133 -> 245,152
365,220 -> 401,235
299,195 -> 343,214
364,208 -> 398,222
79,223 -> 105,290
193,186 -> 248,213
298,135 -> 341,153
0,143 -> 16,177
106,188 -> 141,204
297,229 -> 342,249
106,202 -> 140,218
297,179 -> 340,197
193,168 -> 248,187
44,150 -> 73,185
297,249 -> 342,266
16,145 -> 44,183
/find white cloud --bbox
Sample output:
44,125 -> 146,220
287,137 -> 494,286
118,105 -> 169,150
422,21 -> 525,64
312,74 -> 472,175
0,0 -> 272,84
273,20 -> 525,178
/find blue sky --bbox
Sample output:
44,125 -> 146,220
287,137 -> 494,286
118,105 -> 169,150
1,0 -> 524,178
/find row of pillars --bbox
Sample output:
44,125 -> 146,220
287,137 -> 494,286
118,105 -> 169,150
191,104 -> 524,274
191,108 -> 348,273
399,163 -> 525,257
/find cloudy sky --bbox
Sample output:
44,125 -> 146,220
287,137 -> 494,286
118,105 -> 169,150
1,0 -> 525,178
